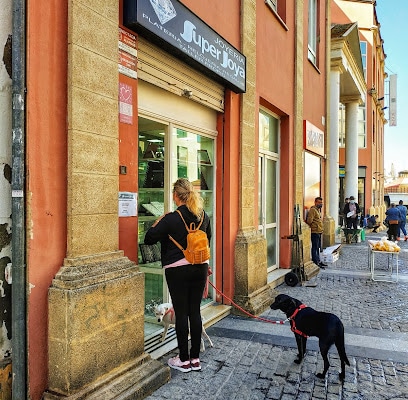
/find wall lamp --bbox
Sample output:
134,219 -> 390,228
377,96 -> 384,101
381,106 -> 388,111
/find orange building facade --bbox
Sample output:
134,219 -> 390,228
5,1 -> 385,399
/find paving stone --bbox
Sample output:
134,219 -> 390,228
145,235 -> 408,400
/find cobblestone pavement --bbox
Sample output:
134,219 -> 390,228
146,231 -> 408,400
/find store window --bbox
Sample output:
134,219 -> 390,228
138,116 -> 215,334
265,0 -> 287,23
304,152 -> 321,219
308,0 -> 318,65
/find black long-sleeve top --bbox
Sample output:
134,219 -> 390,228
144,204 -> 211,267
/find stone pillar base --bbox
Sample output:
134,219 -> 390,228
322,215 -> 335,247
233,283 -> 276,316
303,260 -> 321,280
45,251 -> 169,399
234,229 -> 276,315
43,355 -> 170,400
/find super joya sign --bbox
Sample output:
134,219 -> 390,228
124,0 -> 246,93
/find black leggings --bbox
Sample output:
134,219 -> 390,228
165,263 -> 208,361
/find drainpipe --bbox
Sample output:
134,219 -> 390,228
11,0 -> 26,398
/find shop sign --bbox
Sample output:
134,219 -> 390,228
304,120 -> 324,157
119,28 -> 137,79
123,0 -> 246,93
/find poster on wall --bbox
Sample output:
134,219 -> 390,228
119,83 -> 133,124
119,192 -> 138,217
119,28 -> 137,79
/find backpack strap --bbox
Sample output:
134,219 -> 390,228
168,209 -> 204,250
175,209 -> 204,232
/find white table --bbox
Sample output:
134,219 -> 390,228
368,246 -> 399,283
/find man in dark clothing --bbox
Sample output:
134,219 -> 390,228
343,195 -> 361,229
367,215 -> 380,233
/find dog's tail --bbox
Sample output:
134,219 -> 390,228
335,332 -> 350,366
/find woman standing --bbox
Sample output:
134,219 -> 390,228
144,178 -> 211,372
385,203 -> 401,242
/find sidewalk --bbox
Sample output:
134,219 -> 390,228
146,230 -> 408,400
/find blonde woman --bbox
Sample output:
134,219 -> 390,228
144,178 -> 211,372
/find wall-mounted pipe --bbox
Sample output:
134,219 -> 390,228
11,0 -> 26,398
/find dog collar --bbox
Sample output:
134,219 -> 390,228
289,304 -> 308,338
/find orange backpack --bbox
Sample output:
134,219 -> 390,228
169,210 -> 210,264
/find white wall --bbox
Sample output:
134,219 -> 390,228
0,0 -> 13,359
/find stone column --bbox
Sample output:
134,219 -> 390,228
44,1 -> 169,398
344,100 -> 360,199
234,0 -> 274,315
327,69 -> 341,228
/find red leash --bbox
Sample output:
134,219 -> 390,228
207,280 -> 289,325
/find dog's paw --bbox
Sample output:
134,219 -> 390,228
294,358 -> 302,364
339,372 -> 345,381
315,372 -> 325,379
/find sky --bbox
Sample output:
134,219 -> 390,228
375,0 -> 408,175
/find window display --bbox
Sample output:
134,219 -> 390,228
138,116 -> 215,322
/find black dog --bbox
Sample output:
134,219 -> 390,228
270,294 -> 350,380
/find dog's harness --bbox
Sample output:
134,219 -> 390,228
164,308 -> 175,321
289,304 -> 309,338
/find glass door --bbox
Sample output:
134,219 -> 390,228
137,117 -> 169,334
171,126 -> 215,305
258,155 -> 278,271
258,110 -> 279,272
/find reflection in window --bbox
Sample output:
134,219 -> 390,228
259,110 -> 278,153
308,0 -> 318,64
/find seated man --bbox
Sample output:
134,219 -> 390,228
367,215 -> 380,233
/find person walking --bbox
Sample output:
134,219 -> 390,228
396,200 -> 408,241
306,197 -> 326,268
144,178 -> 211,373
343,195 -> 361,229
385,203 -> 402,242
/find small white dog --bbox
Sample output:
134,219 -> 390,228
153,302 -> 214,351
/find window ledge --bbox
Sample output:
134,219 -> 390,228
308,57 -> 321,74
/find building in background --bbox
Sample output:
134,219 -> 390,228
331,0 -> 387,225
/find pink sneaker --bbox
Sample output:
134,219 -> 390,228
167,356 -> 191,372
190,358 -> 201,371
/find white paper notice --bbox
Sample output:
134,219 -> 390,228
119,192 -> 137,217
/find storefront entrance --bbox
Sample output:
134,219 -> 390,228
137,82 -> 218,344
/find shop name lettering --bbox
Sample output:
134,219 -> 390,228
180,21 -> 244,78
306,129 -> 324,148
142,15 -> 245,79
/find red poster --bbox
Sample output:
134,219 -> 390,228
119,83 -> 133,124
